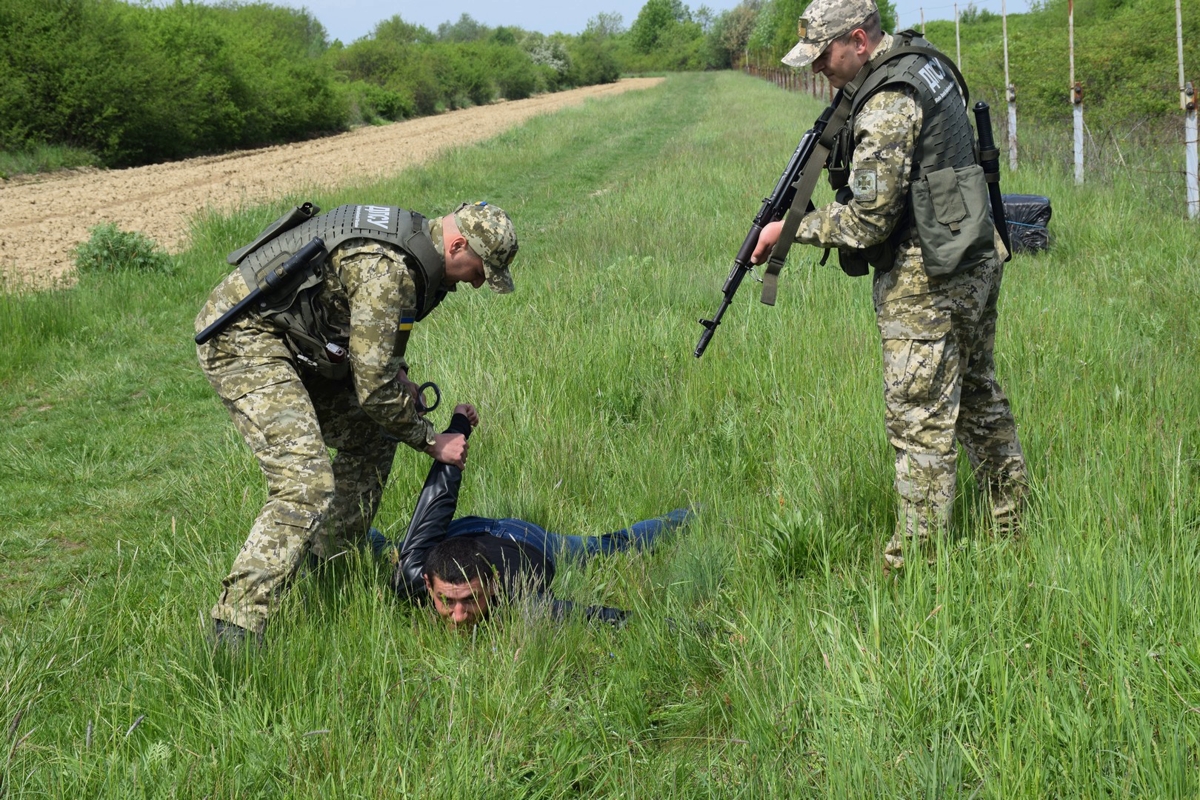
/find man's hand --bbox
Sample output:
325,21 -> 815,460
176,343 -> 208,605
398,368 -> 423,413
750,220 -> 785,265
453,403 -> 480,428
426,433 -> 468,469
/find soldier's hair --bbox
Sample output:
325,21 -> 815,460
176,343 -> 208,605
835,11 -> 882,45
424,537 -> 495,586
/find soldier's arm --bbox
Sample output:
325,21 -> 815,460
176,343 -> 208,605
342,244 -> 436,450
794,88 -> 922,250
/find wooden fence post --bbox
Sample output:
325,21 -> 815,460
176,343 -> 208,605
1003,0 -> 1018,170
955,4 -> 962,66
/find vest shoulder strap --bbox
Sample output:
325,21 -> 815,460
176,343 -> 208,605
853,33 -> 970,115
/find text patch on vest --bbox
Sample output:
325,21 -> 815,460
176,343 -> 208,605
917,59 -> 954,104
353,205 -> 402,236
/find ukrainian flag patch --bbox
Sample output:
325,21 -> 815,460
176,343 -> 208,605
399,315 -> 415,332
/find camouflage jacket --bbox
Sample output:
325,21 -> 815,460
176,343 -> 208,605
794,34 -> 920,259
195,233 -> 448,450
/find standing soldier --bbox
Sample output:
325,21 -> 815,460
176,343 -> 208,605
195,201 -> 518,645
752,0 -> 1027,571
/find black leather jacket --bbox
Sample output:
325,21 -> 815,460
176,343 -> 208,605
390,414 -> 628,625
392,413 -> 482,599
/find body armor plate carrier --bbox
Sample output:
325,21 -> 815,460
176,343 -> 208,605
828,32 -> 992,276
229,204 -> 446,379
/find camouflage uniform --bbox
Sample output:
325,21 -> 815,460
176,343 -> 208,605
196,205 -> 517,634
791,34 -> 1027,568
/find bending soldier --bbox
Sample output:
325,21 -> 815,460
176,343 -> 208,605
752,0 -> 1027,570
195,201 -> 518,645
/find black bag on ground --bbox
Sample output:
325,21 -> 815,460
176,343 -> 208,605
1001,194 -> 1051,254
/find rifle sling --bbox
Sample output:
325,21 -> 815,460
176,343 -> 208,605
761,73 -> 861,306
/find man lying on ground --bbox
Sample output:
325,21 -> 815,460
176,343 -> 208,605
389,404 -> 691,628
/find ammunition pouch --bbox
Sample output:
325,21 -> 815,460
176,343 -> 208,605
831,186 -> 897,277
909,164 -> 994,276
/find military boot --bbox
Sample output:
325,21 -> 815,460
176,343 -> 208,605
212,619 -> 264,651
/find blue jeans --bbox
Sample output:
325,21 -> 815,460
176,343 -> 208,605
446,508 -> 692,570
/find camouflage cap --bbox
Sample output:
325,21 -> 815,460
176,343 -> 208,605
453,201 -> 518,294
781,0 -> 878,68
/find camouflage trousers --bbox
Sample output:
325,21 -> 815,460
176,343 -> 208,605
874,253 -> 1027,569
198,326 -> 398,633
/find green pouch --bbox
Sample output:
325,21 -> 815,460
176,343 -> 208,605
910,164 -> 994,276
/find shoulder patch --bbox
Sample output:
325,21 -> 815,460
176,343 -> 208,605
851,169 -> 878,203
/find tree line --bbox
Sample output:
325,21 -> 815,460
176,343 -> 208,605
0,0 -> 623,169
4,0 -> 1189,174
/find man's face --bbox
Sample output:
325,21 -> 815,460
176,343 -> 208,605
443,247 -> 486,289
811,31 -> 868,90
425,575 -> 492,628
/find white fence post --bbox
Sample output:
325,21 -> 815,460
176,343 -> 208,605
1069,0 -> 1083,184
1186,83 -> 1199,218
1176,0 -> 1199,218
955,4 -> 961,65
1003,0 -> 1017,170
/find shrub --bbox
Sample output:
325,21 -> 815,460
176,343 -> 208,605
73,224 -> 173,274
489,44 -> 539,100
341,80 -> 415,125
566,38 -> 621,85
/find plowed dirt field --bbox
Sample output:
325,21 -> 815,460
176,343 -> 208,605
0,78 -> 661,288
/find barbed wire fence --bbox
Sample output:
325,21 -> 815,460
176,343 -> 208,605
739,1 -> 1199,220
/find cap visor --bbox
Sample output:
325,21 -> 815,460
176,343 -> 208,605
782,40 -> 825,68
485,266 -> 514,294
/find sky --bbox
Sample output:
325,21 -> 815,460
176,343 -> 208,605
265,0 -> 1034,46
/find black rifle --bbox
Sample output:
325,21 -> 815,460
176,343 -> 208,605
195,237 -> 328,346
694,103 -> 836,359
972,101 -> 1013,261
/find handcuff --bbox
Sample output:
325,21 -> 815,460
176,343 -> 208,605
414,381 -> 441,414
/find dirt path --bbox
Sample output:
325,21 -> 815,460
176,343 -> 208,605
0,78 -> 662,288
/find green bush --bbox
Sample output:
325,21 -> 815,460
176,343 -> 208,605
488,44 -> 540,100
566,37 -> 621,85
0,1 -> 627,170
341,80 -> 415,125
73,224 -> 174,275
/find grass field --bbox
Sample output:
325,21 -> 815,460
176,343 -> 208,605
3,72 -> 1200,797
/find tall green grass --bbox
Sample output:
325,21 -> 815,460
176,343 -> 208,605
2,72 -> 1199,796
0,143 -> 98,180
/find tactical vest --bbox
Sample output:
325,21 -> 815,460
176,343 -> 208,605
829,33 -> 992,276
231,204 -> 447,379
